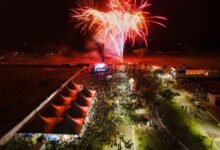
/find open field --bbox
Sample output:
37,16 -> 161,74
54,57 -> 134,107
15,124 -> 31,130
1,52 -> 220,71
0,66 -> 80,137
164,53 -> 220,71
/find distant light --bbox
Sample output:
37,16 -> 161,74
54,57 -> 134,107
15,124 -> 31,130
47,135 -> 60,141
129,78 -> 135,84
151,65 -> 161,70
62,135 -> 71,141
95,63 -> 106,68
93,63 -> 109,72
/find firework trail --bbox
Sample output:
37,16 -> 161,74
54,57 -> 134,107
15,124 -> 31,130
72,0 -> 167,62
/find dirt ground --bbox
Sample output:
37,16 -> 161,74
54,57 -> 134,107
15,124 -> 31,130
166,53 -> 220,71
0,66 -> 79,137
1,52 -> 220,70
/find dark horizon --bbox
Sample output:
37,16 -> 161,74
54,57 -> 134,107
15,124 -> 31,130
0,0 -> 220,52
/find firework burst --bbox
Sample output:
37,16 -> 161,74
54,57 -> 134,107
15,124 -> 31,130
72,0 -> 167,62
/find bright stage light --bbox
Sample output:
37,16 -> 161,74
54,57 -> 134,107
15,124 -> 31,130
96,63 -> 106,68
92,63 -> 109,73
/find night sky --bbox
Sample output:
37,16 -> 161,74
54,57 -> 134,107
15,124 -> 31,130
0,0 -> 219,52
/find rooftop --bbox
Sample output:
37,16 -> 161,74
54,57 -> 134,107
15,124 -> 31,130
194,80 -> 220,94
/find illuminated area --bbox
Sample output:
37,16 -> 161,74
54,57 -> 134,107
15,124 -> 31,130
92,63 -> 109,72
72,0 -> 167,62
1,0 -> 220,149
17,82 -> 95,139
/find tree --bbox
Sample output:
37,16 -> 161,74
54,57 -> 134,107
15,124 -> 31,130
160,89 -> 175,100
2,138 -> 34,150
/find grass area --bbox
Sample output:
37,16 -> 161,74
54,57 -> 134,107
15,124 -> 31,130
0,138 -> 34,150
121,102 -> 178,149
159,100 -> 216,150
87,139 -> 103,150
0,66 -> 80,137
135,128 -> 169,150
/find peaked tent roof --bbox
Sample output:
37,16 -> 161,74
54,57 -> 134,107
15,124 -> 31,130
53,114 -> 83,134
52,94 -> 74,106
75,93 -> 93,106
19,84 -> 95,135
39,115 -> 62,133
18,114 -> 62,133
68,101 -> 89,118
70,116 -> 85,126
19,114 -> 45,133
39,103 -> 57,117
40,103 -> 70,117
67,81 -> 82,91
51,103 -> 70,117
81,86 -> 96,97
61,87 -> 79,97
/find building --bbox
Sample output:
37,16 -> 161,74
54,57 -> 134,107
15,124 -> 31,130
185,70 -> 209,76
177,69 -> 219,79
207,93 -> 220,107
198,80 -> 220,107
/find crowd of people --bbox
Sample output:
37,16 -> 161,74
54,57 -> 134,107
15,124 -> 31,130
78,65 -> 164,149
75,66 -> 137,149
3,64 -> 184,150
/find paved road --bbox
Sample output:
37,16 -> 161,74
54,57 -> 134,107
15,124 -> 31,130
170,82 -> 220,150
151,105 -> 188,150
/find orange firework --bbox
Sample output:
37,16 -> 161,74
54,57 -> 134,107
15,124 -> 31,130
72,0 -> 167,62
